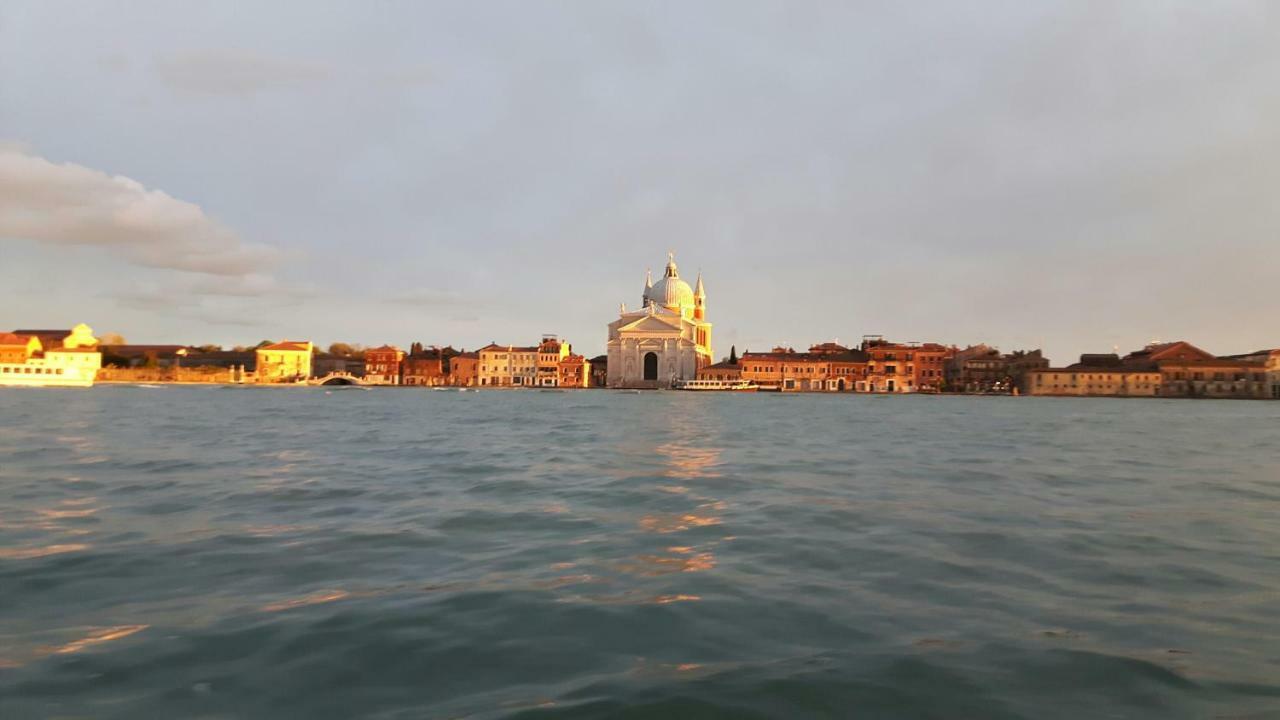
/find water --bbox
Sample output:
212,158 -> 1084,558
2,387 -> 1278,719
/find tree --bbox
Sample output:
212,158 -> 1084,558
193,344 -> 221,353
253,340 -> 273,349
99,332 -> 126,346
728,345 -> 738,364
410,341 -> 424,355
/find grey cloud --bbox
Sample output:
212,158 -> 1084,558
154,49 -> 332,96
0,146 -> 278,277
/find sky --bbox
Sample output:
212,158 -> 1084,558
2,1 -> 1278,363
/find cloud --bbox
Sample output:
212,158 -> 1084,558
0,146 -> 277,276
154,49 -> 332,96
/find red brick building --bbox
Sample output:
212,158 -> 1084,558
364,345 -> 406,385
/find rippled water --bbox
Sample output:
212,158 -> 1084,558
2,387 -> 1278,719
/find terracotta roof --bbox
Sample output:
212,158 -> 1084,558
1033,365 -> 1161,374
478,343 -> 537,353
1158,358 -> 1265,368
0,332 -> 35,345
258,341 -> 311,352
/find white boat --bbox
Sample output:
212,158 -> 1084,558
674,379 -> 758,391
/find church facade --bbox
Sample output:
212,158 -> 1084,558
606,254 -> 713,389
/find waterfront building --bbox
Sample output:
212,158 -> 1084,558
0,332 -> 42,363
449,352 -> 479,386
606,253 -> 712,388
0,324 -> 102,387
697,360 -> 742,383
947,346 -> 1049,393
100,345 -> 189,368
536,336 -> 572,387
588,355 -> 608,387
402,346 -> 457,386
364,345 -> 406,385
1157,358 -> 1269,399
738,347 -> 868,391
557,354 -> 591,388
255,341 -> 313,383
861,337 -> 954,393
478,344 -> 538,386
1024,354 -> 1161,396
312,354 -> 364,378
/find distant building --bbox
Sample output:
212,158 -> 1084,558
1024,354 -> 1161,397
0,332 -> 42,364
861,338 -> 954,392
255,341 -> 313,383
449,352 -> 478,386
557,354 -> 591,388
1,324 -> 102,387
948,346 -> 1049,393
312,355 -> 364,377
588,355 -> 608,387
1127,341 -> 1270,399
1158,358 -> 1268,399
739,347 -> 867,391
364,345 -> 406,385
478,344 -> 539,386
402,346 -> 457,386
696,360 -> 742,382
536,336 -> 572,387
100,345 -> 189,368
606,254 -> 712,388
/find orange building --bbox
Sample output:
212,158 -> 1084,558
403,347 -> 456,386
0,333 -> 41,364
364,345 -> 406,385
862,338 -> 954,392
449,352 -> 479,386
697,361 -> 742,382
557,354 -> 591,388
739,347 -> 867,391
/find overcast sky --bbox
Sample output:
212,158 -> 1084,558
2,2 -> 1278,362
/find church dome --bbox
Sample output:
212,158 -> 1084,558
644,255 -> 694,312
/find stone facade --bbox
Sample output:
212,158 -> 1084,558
255,341 -> 313,382
606,254 -> 712,389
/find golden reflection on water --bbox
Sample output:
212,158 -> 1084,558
50,624 -> 149,654
0,543 -> 91,560
638,513 -> 722,533
618,551 -> 716,576
260,589 -> 350,613
655,443 -> 723,479
651,594 -> 701,604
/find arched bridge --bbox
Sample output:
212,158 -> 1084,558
310,372 -> 367,386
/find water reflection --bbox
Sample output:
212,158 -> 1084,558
0,543 -> 90,559
655,443 -> 723,479
50,625 -> 149,654
260,590 -> 350,613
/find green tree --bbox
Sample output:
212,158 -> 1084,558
728,345 -> 738,364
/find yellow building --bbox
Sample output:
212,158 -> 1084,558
536,336 -> 572,387
478,344 -> 539,386
0,324 -> 102,387
1026,365 -> 1162,397
255,341 -> 313,383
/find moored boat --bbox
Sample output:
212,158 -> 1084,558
674,379 -> 758,391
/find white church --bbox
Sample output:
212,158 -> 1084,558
606,253 -> 713,388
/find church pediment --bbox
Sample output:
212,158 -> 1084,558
617,314 -> 683,334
